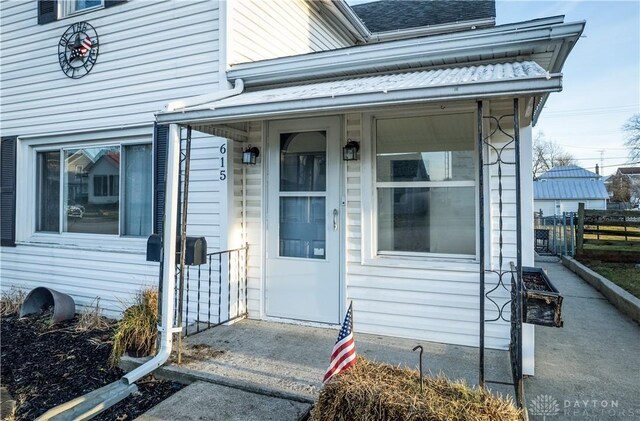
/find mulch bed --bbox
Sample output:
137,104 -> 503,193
1,312 -> 184,420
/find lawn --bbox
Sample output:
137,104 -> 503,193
582,262 -> 640,299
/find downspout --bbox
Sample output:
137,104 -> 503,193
166,79 -> 244,112
35,81 -> 245,420
124,79 -> 245,383
123,123 -> 182,384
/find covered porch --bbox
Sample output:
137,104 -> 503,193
124,318 -> 514,402
154,59 -> 559,407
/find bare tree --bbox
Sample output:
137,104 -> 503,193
609,173 -> 632,202
532,132 -> 576,179
622,113 -> 640,162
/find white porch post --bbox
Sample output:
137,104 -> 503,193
520,124 -> 535,376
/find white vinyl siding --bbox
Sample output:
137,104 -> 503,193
345,110 -> 509,350
230,103 -> 531,349
3,126 -> 226,318
228,0 -> 354,65
0,0 -> 223,316
0,0 -> 220,136
230,121 -> 264,317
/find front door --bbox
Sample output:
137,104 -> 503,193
266,117 -> 341,324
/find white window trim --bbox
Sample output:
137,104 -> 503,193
16,127 -> 152,252
360,106 -> 482,271
58,0 -> 104,20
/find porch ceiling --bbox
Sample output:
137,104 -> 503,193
157,61 -> 561,134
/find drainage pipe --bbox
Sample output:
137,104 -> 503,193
123,123 -> 182,384
36,81 -> 246,420
125,79 -> 245,382
166,79 -> 244,112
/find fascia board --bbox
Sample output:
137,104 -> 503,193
228,22 -> 584,87
157,75 -> 562,126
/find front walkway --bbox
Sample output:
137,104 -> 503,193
162,319 -> 514,402
525,259 -> 640,420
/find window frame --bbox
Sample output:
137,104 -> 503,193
58,0 -> 104,19
17,129 -> 153,251
361,107 -> 482,268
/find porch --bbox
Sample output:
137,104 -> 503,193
124,319 -> 514,403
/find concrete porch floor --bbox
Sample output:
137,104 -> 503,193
151,319 -> 516,402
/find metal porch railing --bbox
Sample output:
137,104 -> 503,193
175,244 -> 248,337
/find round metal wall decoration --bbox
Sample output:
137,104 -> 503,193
58,21 -> 99,79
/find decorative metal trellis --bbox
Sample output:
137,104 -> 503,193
477,99 -> 524,407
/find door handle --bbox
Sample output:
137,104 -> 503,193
333,209 -> 339,231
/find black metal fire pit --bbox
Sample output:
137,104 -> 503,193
522,267 -> 563,327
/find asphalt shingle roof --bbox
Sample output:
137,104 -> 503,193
351,0 -> 496,33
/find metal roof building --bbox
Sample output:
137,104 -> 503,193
534,165 -> 608,215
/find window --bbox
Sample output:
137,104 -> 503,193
59,0 -> 103,18
375,113 -> 476,256
36,144 -> 152,237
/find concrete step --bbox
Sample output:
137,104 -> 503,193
134,381 -> 311,421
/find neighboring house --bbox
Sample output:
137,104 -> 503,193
0,0 -> 584,375
534,165 -> 608,215
605,166 -> 640,207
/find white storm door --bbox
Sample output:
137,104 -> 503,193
266,117 -> 341,324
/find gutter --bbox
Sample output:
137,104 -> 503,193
166,79 -> 244,112
228,19 -> 585,87
157,74 -> 562,127
370,18 -> 496,42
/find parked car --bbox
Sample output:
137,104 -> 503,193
66,201 -> 85,218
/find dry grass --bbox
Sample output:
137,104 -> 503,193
311,358 -> 521,421
75,298 -> 111,332
0,288 -> 26,317
109,288 -> 158,367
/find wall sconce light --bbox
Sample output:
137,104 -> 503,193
242,145 -> 260,165
343,139 -> 360,161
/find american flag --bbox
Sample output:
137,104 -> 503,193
80,35 -> 92,56
323,302 -> 356,384
69,35 -> 92,62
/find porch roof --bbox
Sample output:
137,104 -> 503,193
156,61 -> 561,136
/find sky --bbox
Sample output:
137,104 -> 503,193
347,0 -> 640,176
496,1 -> 640,176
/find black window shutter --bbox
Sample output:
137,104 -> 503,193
153,123 -> 168,237
104,0 -> 127,8
38,0 -> 57,24
1,137 -> 17,247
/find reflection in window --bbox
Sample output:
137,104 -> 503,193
280,131 -> 326,192
65,146 -> 120,234
37,151 -> 61,232
35,143 -> 151,237
60,0 -> 102,17
375,113 -> 476,255
280,197 -> 326,259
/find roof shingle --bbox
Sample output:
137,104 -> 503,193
351,0 -> 496,33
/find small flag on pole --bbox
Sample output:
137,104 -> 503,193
323,302 -> 356,384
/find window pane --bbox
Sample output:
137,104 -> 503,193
37,151 -> 60,232
279,197 -> 326,259
74,0 -> 101,12
376,114 -> 475,182
378,187 -> 475,255
64,146 -> 119,234
124,144 -> 152,236
280,131 -> 326,192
